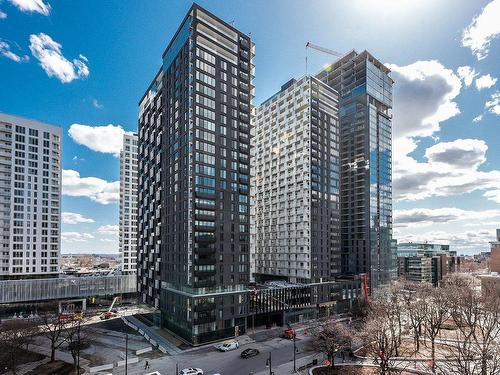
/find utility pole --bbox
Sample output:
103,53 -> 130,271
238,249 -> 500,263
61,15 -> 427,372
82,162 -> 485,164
76,320 -> 81,375
293,332 -> 297,372
266,352 -> 273,375
176,363 -> 179,375
125,333 -> 128,375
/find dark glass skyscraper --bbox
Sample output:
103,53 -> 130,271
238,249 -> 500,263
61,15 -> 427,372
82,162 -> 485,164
138,4 -> 254,344
317,51 -> 396,290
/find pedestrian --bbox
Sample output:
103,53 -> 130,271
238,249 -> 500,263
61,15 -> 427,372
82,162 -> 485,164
144,360 -> 149,369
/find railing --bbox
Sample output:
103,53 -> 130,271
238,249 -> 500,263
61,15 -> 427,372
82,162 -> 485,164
0,275 -> 137,304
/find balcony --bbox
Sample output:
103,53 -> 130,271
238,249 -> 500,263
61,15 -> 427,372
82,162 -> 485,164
194,247 -> 216,256
195,190 -> 216,199
239,37 -> 250,50
194,257 -> 216,266
195,234 -> 216,243
195,213 -> 216,221
194,302 -> 216,312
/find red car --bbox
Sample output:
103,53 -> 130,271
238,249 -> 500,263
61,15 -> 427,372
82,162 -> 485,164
283,328 -> 296,339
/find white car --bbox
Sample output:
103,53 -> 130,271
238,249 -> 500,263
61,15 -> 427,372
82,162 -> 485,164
180,369 -> 203,375
214,340 -> 239,352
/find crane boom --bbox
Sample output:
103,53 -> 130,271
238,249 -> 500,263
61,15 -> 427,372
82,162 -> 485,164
305,42 -> 343,57
305,42 -> 344,74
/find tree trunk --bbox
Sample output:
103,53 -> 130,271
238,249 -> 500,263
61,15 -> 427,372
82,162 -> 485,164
50,346 -> 55,362
431,339 -> 436,373
481,355 -> 487,375
414,329 -> 420,352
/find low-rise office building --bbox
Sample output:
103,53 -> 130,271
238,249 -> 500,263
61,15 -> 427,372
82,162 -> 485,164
397,242 -> 462,285
490,229 -> 500,273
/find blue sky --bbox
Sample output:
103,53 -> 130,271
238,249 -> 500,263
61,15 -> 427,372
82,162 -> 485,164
1,0 -> 500,254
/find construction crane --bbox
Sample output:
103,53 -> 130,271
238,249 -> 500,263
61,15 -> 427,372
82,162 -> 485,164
305,41 -> 344,74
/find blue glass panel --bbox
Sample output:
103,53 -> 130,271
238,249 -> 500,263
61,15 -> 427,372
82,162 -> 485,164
163,16 -> 192,71
351,83 -> 366,98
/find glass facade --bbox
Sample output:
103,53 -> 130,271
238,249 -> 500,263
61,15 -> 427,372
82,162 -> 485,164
317,51 -> 397,290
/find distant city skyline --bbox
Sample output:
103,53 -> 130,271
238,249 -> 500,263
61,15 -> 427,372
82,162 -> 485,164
1,0 -> 500,255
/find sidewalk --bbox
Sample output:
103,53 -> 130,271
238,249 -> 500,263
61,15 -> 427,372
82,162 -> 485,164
125,315 -> 182,355
254,353 -> 325,375
27,342 -> 91,370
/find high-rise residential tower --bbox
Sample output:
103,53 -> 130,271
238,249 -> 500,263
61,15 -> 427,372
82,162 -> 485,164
119,132 -> 138,274
138,4 -> 254,344
0,113 -> 62,279
252,76 -> 341,283
317,51 -> 396,289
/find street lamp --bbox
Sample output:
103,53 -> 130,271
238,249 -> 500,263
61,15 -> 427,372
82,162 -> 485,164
124,333 -> 129,375
265,352 -> 274,375
293,332 -> 299,372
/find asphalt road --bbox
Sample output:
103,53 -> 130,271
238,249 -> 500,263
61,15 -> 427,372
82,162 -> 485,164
114,332 -> 315,375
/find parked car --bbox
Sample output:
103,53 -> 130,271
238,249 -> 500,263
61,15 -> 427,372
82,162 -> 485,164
180,368 -> 203,375
214,339 -> 239,352
282,328 -> 296,339
240,348 -> 259,358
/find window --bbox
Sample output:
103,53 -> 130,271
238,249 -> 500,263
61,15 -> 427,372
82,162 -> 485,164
195,176 -> 215,188
196,82 -> 215,98
195,164 -> 215,176
196,71 -> 215,87
195,152 -> 215,165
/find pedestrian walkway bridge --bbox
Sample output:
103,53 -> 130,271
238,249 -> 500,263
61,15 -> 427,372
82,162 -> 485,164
0,275 -> 136,304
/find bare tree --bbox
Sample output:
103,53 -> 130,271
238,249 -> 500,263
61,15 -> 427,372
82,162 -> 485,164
0,320 -> 38,375
37,313 -> 70,362
351,296 -> 370,320
361,299 -> 406,375
64,316 -> 94,373
421,286 -> 451,374
399,281 -> 427,353
439,278 -> 500,375
310,321 -> 353,367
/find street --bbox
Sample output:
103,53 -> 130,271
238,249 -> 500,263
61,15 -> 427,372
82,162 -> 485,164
113,331 -> 317,375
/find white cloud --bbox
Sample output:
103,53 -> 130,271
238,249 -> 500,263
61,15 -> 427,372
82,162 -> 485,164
388,60 -> 500,203
394,138 -> 500,202
394,207 -> 500,228
485,91 -> 500,115
484,189 -> 500,203
62,169 -> 119,205
97,224 -> 119,236
387,60 -> 461,141
62,232 -> 94,243
0,10 -> 7,18
473,114 -> 483,123
425,139 -> 487,169
92,98 -> 103,109
457,66 -> 478,87
68,124 -> 126,157
62,212 -> 94,224
29,33 -> 89,83
0,40 -> 29,62
9,0 -> 50,15
475,74 -> 497,90
462,0 -> 500,60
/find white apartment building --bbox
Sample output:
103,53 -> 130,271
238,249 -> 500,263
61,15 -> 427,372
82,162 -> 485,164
251,76 -> 340,283
119,132 -> 138,274
0,113 -> 62,279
